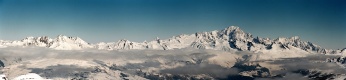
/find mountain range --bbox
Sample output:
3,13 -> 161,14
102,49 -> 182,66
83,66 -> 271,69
0,26 -> 345,54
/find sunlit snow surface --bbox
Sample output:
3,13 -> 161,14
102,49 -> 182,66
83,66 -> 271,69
0,47 -> 345,80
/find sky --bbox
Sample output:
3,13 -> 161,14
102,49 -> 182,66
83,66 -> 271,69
0,0 -> 345,49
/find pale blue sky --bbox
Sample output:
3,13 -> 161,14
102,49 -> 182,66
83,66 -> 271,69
0,0 -> 345,49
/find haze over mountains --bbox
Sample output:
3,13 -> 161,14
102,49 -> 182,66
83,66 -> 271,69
0,26 -> 345,54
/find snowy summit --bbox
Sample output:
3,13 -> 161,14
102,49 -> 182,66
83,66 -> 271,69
0,26 -> 344,54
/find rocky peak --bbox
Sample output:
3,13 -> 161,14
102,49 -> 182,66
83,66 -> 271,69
56,35 -> 68,41
39,36 -> 50,44
222,26 -> 253,41
289,36 -> 300,40
223,26 -> 242,35
21,36 -> 35,41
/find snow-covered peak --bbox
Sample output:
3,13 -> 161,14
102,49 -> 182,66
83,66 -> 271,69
21,36 -> 35,41
54,35 -> 88,44
223,26 -> 242,34
222,26 -> 247,36
274,36 -> 301,43
222,26 -> 253,42
0,35 -> 92,50
56,35 -> 67,40
56,35 -> 75,41
156,37 -> 160,40
49,35 -> 92,50
0,26 -> 343,54
290,36 -> 300,40
115,39 -> 132,46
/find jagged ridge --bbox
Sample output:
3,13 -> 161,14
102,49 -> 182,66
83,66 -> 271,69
0,26 -> 344,54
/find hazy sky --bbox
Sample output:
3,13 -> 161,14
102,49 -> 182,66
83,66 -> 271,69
0,0 -> 345,49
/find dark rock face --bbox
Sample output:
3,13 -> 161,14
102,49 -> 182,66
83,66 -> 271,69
39,36 -> 50,44
293,69 -> 340,80
326,57 -> 346,64
0,60 -> 4,67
